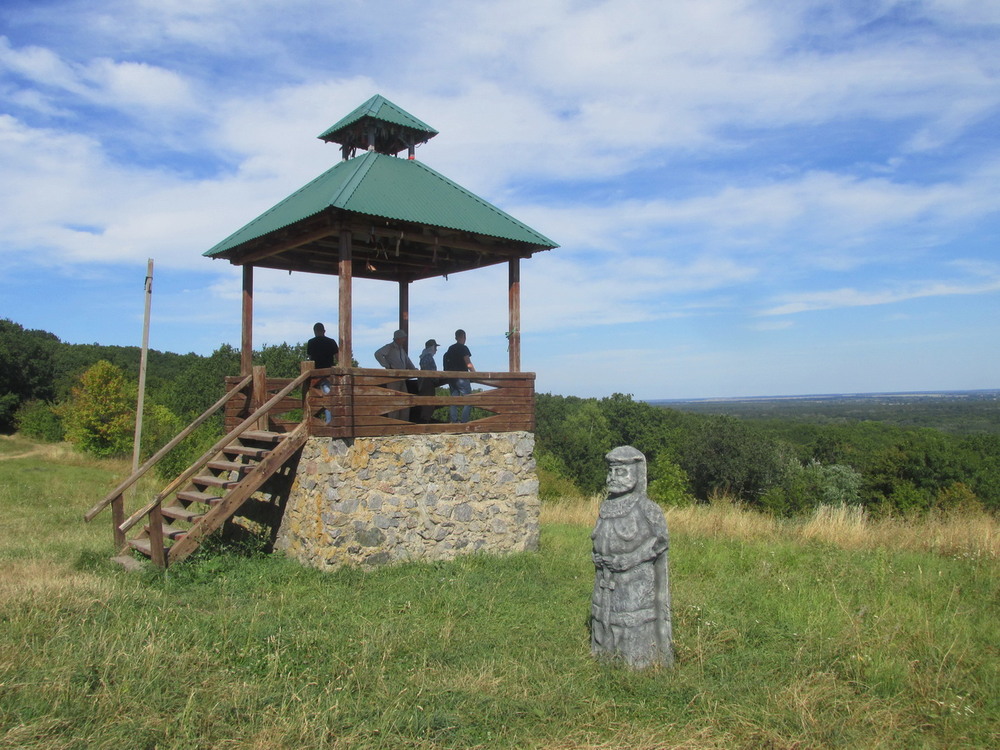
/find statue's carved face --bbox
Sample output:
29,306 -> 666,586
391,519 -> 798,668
606,462 -> 637,496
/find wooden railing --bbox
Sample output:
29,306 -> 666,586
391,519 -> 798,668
225,366 -> 535,438
83,373 -> 254,545
118,369 -> 313,540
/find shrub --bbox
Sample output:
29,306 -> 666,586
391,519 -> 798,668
648,453 -> 694,507
761,459 -> 862,517
15,400 -> 64,442
536,449 -> 585,502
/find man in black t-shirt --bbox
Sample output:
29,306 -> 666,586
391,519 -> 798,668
443,329 -> 475,423
306,323 -> 339,369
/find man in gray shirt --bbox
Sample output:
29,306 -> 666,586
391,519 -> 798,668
374,329 -> 415,421
374,329 -> 415,370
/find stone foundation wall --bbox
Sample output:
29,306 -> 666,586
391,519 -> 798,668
274,431 -> 539,569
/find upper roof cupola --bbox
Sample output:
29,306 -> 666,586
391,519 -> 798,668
318,94 -> 439,161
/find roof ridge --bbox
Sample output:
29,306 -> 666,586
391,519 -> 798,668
326,151 -> 379,207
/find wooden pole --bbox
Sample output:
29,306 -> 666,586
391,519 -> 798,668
241,265 -> 254,375
508,258 -> 521,372
132,259 -> 153,476
338,229 -> 353,368
398,279 -> 410,349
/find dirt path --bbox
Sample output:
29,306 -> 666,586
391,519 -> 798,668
0,436 -> 65,462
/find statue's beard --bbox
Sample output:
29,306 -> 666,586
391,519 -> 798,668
607,480 -> 636,496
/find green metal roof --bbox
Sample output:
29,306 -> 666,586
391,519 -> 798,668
318,94 -> 438,143
204,150 -> 556,257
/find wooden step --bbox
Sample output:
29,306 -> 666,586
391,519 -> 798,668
162,504 -> 206,523
193,474 -> 239,489
175,490 -> 223,505
207,459 -> 252,474
222,445 -> 269,460
128,537 -> 153,557
240,430 -> 285,443
144,522 -> 187,540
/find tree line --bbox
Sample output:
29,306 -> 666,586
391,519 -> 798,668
3,317 -> 997,516
1,318 -> 306,476
535,393 -> 1000,515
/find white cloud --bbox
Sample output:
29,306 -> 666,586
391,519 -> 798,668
760,274 -> 1000,317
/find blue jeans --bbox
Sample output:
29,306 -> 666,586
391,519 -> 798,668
449,378 -> 472,423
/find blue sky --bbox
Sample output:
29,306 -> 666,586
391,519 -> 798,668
1,0 -> 998,399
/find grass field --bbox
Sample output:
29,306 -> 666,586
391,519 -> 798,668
1,435 -> 997,749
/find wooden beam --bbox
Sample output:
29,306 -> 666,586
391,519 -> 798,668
355,221 -> 543,258
338,229 -> 353,368
232,220 -> 339,265
241,265 -> 253,375
399,279 -> 409,347
509,258 -> 521,372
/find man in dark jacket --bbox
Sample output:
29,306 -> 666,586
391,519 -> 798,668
306,323 -> 338,368
443,329 -> 475,423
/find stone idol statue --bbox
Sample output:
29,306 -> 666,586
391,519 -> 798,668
591,446 -> 674,668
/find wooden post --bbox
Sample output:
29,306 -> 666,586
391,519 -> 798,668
338,230 -> 353,368
398,279 -> 410,346
148,503 -> 166,569
241,265 -> 253,375
508,258 -> 521,372
132,258 -> 153,479
252,365 -> 267,431
111,494 -> 126,549
301,360 -> 314,434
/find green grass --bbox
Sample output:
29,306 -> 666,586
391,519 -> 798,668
1,440 -> 997,748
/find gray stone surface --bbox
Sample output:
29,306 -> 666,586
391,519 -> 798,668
274,431 -> 540,569
591,445 -> 674,668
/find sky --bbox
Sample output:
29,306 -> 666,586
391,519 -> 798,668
1,0 -> 998,400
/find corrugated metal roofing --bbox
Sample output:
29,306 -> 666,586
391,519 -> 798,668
317,94 -> 438,142
204,150 -> 556,257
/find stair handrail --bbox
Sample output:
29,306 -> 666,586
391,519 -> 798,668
118,368 -> 314,535
84,373 -> 254,522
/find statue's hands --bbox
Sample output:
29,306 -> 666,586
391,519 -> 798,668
605,556 -> 629,572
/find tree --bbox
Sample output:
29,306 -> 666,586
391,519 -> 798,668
158,344 -> 241,420
680,415 -> 790,505
256,342 -> 307,378
0,319 -> 59,432
60,360 -> 136,457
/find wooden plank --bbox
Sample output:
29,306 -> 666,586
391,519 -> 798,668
509,258 -> 521,372
176,490 -> 223,505
338,228 -> 353,372
348,394 -> 531,406
148,504 -> 167,569
241,265 -> 253,375
161,505 -> 205,523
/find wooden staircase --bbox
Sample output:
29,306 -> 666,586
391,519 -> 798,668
117,425 -> 306,568
86,367 -> 313,570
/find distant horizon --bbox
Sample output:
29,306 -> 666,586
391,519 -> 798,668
647,389 -> 1000,404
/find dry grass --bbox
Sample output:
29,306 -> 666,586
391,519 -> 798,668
542,495 -> 999,559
